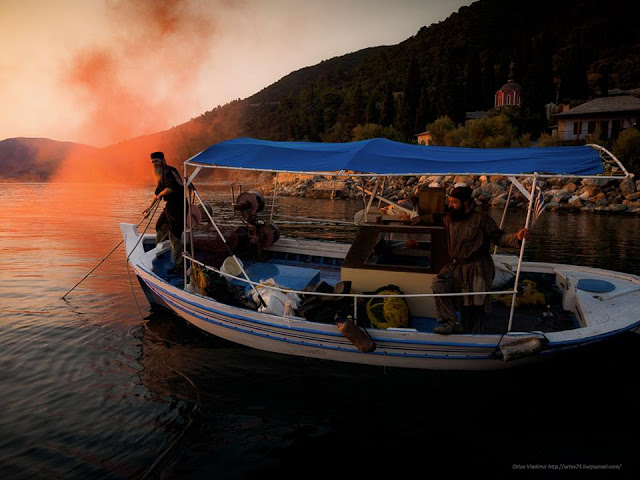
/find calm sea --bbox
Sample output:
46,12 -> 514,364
1,183 -> 639,479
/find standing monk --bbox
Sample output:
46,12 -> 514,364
143,151 -> 184,275
431,185 -> 529,334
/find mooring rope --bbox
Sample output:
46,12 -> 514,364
61,199 -> 160,299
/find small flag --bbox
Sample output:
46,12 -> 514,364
531,187 -> 546,228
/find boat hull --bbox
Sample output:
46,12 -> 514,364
122,224 -> 640,371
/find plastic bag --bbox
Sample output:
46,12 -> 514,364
251,278 -> 300,316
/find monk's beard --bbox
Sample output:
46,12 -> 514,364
449,208 -> 465,220
449,205 -> 471,220
153,165 -> 164,183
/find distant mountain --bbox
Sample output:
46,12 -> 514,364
2,0 -> 638,182
0,138 -> 97,182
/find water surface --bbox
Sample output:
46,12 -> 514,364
1,183 -> 639,478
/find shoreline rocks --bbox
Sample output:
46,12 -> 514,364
264,174 -> 640,215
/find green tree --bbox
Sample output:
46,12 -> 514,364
537,132 -> 564,147
465,114 -> 516,148
365,93 -> 379,124
349,85 -> 366,128
425,116 -> 456,146
352,123 -> 403,142
613,127 -> 640,175
381,83 -> 395,127
398,58 -> 421,140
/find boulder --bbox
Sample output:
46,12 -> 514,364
491,193 -> 508,206
453,175 -> 474,186
567,195 -> 581,206
582,177 -> 610,187
580,204 -> 595,213
481,181 -> 505,195
608,204 -> 627,213
620,176 -> 636,195
626,192 -> 640,201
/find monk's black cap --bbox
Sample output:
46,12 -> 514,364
150,151 -> 165,160
449,186 -> 473,202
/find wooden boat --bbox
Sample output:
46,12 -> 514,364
121,138 -> 640,370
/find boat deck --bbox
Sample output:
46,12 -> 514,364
149,242 -> 576,336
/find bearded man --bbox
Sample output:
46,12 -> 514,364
143,151 -> 184,275
431,185 -> 529,334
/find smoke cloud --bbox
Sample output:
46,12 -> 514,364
62,0 -> 228,147
49,0 -> 246,185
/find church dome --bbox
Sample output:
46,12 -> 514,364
500,80 -> 521,93
495,79 -> 522,108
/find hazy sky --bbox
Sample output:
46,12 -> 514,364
0,0 -> 473,147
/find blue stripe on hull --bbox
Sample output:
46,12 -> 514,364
141,272 -> 500,362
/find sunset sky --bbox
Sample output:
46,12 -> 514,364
1,0 -> 472,147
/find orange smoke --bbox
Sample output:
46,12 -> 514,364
49,0 -> 246,184
60,0 -> 220,148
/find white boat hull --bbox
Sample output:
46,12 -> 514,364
122,224 -> 640,370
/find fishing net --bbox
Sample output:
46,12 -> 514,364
366,284 -> 409,329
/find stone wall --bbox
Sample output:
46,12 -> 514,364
266,174 -> 640,214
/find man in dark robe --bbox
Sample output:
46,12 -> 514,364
143,151 -> 184,274
431,185 -> 529,334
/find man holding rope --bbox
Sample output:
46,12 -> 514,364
143,151 -> 184,275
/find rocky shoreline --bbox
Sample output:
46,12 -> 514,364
270,174 -> 640,215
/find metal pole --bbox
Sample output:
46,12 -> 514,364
190,186 -> 266,307
365,178 -> 381,220
493,183 -> 514,255
507,174 -> 537,332
183,162 -> 188,286
270,173 -> 279,221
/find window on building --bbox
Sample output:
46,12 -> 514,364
573,121 -> 582,136
600,120 -> 609,140
611,120 -> 621,140
588,121 -> 597,134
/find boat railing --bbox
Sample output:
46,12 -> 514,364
184,254 -> 517,324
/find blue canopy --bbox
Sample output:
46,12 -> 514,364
189,137 -> 604,176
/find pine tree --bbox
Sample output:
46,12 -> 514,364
381,83 -> 395,127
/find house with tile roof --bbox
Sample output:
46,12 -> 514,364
553,95 -> 640,142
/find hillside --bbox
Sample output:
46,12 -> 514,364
0,138 -> 97,182
239,0 -> 639,142
2,0 -> 638,182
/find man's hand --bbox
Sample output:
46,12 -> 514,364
516,228 -> 531,241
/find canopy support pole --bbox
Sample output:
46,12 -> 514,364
183,163 -> 188,286
364,177 -> 381,222
270,173 -> 279,221
507,176 -> 531,201
507,174 -> 537,332
588,143 -> 630,176
190,185 -> 266,307
494,183 -> 514,255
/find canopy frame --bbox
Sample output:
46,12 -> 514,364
180,138 -> 632,335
